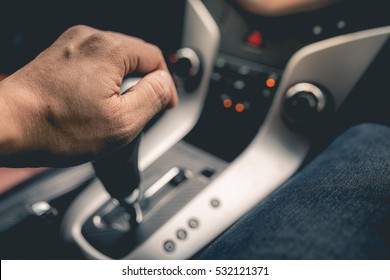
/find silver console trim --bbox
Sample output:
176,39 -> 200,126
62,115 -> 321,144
138,0 -> 220,171
143,167 -> 180,199
126,26 -> 390,259
281,26 -> 389,110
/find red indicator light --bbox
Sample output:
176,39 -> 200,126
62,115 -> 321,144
169,53 -> 178,64
266,78 -> 276,88
246,31 -> 263,47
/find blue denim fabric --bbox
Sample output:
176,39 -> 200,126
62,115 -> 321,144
201,123 -> 390,259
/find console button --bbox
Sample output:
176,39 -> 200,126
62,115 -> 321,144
176,229 -> 188,240
210,199 -> 220,208
235,102 -> 250,113
215,57 -> 226,68
163,240 -> 175,253
222,97 -> 233,109
188,218 -> 199,229
265,77 -> 277,88
233,80 -> 246,90
262,89 -> 272,98
238,65 -> 250,76
211,72 -> 222,82
200,168 -> 215,178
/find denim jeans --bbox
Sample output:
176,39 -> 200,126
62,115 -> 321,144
201,123 -> 390,259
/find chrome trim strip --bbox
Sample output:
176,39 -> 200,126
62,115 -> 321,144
143,167 -> 180,199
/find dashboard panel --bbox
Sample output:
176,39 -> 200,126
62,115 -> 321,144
205,0 -> 389,67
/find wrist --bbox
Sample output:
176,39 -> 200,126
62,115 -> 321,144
0,78 -> 40,166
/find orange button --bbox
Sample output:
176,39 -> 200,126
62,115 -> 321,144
235,103 -> 245,113
265,78 -> 276,88
223,98 -> 233,109
266,78 -> 276,88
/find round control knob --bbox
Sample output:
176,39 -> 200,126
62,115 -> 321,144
171,48 -> 200,78
283,83 -> 330,130
170,48 -> 201,92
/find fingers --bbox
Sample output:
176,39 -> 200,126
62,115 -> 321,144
114,32 -> 169,74
121,70 -> 177,126
111,31 -> 178,109
76,27 -> 178,108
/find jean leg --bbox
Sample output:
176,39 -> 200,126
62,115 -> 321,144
200,123 -> 390,259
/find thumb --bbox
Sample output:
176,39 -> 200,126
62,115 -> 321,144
122,70 -> 178,124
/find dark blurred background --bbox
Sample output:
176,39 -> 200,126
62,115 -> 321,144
0,0 -> 185,75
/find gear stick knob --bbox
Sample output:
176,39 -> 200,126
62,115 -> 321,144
93,130 -> 143,230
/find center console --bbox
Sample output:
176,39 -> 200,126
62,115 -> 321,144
62,0 -> 390,259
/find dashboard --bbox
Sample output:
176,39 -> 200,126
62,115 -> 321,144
0,0 -> 389,259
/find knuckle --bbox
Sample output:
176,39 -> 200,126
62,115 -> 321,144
150,44 -> 164,60
148,74 -> 171,111
106,100 -> 140,141
85,32 -> 110,46
64,25 -> 89,36
77,31 -> 112,55
128,35 -> 146,44
62,44 -> 76,59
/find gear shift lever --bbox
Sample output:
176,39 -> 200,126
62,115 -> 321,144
93,134 -> 142,231
93,86 -> 143,232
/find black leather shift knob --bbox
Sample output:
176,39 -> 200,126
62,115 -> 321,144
93,133 -> 141,204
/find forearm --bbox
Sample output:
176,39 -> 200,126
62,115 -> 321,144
0,82 -> 20,153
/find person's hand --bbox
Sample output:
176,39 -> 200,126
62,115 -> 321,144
0,25 -> 177,167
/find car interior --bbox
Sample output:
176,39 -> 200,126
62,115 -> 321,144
0,0 -> 389,259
